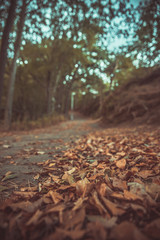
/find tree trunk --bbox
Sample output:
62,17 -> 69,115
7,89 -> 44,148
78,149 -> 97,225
47,70 -> 61,115
0,0 -> 17,109
4,0 -> 27,129
47,71 -> 53,114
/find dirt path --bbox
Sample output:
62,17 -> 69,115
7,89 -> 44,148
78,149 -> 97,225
0,113 -> 101,199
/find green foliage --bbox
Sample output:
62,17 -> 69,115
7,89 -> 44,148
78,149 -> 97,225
128,0 -> 160,66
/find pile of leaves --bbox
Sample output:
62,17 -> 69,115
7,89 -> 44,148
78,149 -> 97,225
102,67 -> 160,125
0,126 -> 160,240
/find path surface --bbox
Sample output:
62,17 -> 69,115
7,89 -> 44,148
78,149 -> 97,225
0,114 -> 101,199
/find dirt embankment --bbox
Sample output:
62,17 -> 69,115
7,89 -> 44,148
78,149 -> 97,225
102,67 -> 160,125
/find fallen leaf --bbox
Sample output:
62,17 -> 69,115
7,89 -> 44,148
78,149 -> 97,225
110,221 -> 149,240
64,207 -> 86,230
86,221 -> 107,240
145,183 -> 160,200
49,190 -> 63,204
67,167 -> 76,174
76,178 -> 90,196
4,155 -> 12,159
87,215 -> 117,229
2,144 -> 11,148
37,151 -> 45,155
112,177 -> 128,190
46,203 -> 66,213
2,173 -> 17,182
124,190 -> 143,201
90,160 -> 98,166
62,172 -> 75,184
144,218 -> 160,240
116,158 -> 126,169
116,151 -> 126,157
72,197 -> 87,211
49,228 -> 86,240
33,173 -> 40,180
26,209 -> 42,226
91,191 -> 107,215
101,196 -> 125,216
13,191 -> 37,198
138,170 -> 154,179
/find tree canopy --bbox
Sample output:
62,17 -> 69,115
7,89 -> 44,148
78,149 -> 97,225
0,0 -> 159,127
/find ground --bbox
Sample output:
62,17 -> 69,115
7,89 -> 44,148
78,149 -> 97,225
0,113 -> 160,240
0,113 -> 99,199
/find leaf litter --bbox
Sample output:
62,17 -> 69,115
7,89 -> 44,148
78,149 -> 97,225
0,126 -> 160,240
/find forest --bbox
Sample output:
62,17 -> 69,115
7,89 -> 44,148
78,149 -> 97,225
0,0 -> 159,130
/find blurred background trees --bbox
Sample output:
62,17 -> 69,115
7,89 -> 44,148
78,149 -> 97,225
0,0 -> 159,129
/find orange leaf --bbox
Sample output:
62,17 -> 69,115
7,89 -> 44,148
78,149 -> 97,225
49,190 -> 63,204
116,158 -> 126,169
124,190 -> 143,201
101,196 -> 125,216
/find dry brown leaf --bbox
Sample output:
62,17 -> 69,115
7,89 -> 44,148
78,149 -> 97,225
138,170 -> 154,179
116,158 -> 126,169
49,190 -> 63,204
72,197 -> 87,211
87,215 -> 117,229
99,183 -> 108,197
59,184 -> 76,190
110,221 -> 149,240
20,186 -> 37,192
64,207 -> 86,230
116,151 -> 126,157
86,221 -> 107,240
111,192 -> 125,200
101,196 -> 125,216
48,173 -> 60,183
90,160 -> 98,166
88,172 -> 104,180
91,191 -> 107,215
48,162 -> 56,167
26,209 -> 42,226
123,190 -> 143,201
13,191 -> 37,198
76,178 -> 90,196
62,172 -> 75,184
67,167 -> 76,174
112,177 -> 128,190
97,163 -> 106,169
50,228 -> 86,240
144,218 -> 160,240
47,203 -> 66,213
105,175 -> 113,189
145,183 -> 160,200
33,173 -> 40,180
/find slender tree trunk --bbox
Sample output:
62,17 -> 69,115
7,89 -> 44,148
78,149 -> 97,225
99,86 -> 104,114
0,0 -> 17,109
47,70 -> 61,115
47,71 -> 53,114
4,0 -> 27,129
